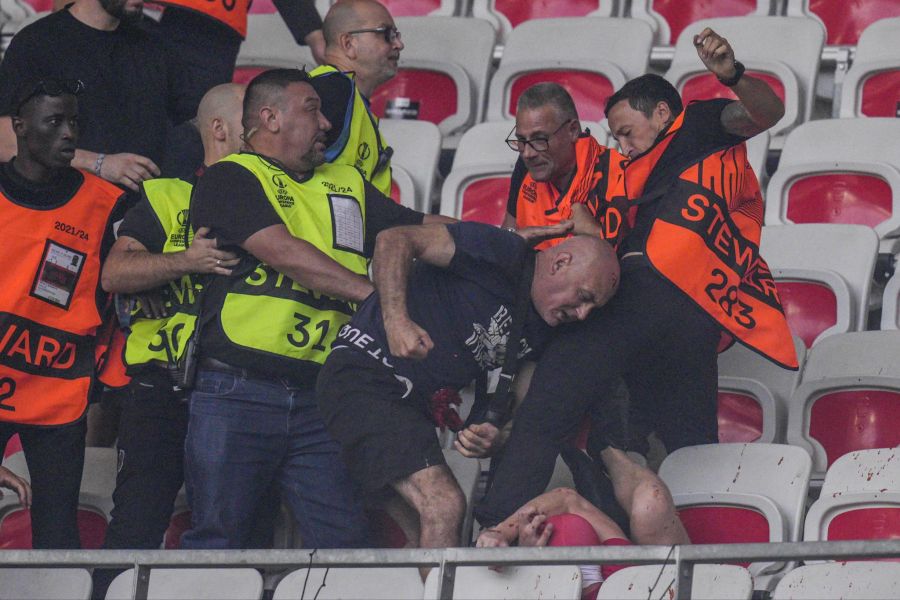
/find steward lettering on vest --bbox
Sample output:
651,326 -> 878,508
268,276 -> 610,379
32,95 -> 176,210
234,264 -> 355,315
0,312 -> 92,378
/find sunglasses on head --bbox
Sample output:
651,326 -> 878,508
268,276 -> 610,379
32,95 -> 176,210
15,79 -> 84,114
346,26 -> 401,44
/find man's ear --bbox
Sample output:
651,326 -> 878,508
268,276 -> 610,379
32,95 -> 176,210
340,32 -> 358,60
551,250 -> 574,274
10,115 -> 25,137
211,116 -> 226,141
655,100 -> 672,125
259,106 -> 280,133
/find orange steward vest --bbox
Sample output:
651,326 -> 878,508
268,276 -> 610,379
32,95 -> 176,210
625,111 -> 798,369
516,135 -> 632,251
0,171 -> 121,425
157,0 -> 251,38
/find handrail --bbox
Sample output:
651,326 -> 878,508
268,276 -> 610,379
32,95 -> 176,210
2,540 -> 900,600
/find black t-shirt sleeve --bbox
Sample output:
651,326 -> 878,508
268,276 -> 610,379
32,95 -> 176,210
363,180 -> 425,256
680,99 -> 749,155
310,71 -> 354,151
506,157 -> 527,219
446,221 -> 525,288
116,189 -> 167,252
102,196 -> 130,260
272,0 -> 324,43
190,162 -> 282,247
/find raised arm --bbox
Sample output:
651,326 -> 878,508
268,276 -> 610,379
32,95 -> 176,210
372,223 -> 457,359
101,227 -> 239,293
693,27 -> 785,137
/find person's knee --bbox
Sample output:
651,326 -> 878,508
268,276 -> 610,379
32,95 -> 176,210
402,468 -> 465,528
629,475 -> 676,522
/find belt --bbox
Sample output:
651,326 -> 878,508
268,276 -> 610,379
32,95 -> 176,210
198,357 -> 312,390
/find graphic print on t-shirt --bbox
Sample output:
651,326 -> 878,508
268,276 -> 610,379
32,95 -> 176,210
465,305 -> 533,370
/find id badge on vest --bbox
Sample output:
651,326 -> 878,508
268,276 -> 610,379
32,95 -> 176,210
30,240 -> 86,310
329,194 -> 364,255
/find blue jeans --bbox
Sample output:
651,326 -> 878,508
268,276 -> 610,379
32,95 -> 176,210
180,369 -> 369,549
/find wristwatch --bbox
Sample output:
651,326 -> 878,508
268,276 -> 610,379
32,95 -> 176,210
718,60 -> 745,87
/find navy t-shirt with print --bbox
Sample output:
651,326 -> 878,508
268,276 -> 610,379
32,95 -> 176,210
335,221 -> 553,397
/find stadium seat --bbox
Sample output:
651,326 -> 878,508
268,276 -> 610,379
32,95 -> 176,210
717,336 -> 806,444
772,562 -> 900,599
423,564 -> 582,599
484,17 -> 653,123
443,449 -> 481,545
370,16 -> 494,140
785,0 -> 900,47
3,434 -> 21,458
234,14 -> 316,84
785,331 -> 900,482
838,18 -> 900,118
630,0 -> 773,47
759,224 -> 879,347
803,448 -> 900,549
388,165 -> 418,209
273,567 -> 424,599
0,447 -> 116,549
0,567 -> 92,600
378,118 -> 442,211
105,568 -> 263,600
379,0 -> 460,17
471,0 -> 617,44
881,272 -> 900,330
664,16 -> 825,141
658,443 -> 811,586
596,564 -> 753,600
764,119 -> 900,253
746,130 -> 770,186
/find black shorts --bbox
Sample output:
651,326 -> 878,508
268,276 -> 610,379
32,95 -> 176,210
315,348 -> 445,494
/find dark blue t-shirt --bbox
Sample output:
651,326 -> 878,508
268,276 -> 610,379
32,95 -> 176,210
334,222 -> 553,397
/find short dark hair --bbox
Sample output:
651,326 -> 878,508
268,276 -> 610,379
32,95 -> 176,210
12,78 -> 84,116
604,73 -> 683,120
242,68 -> 312,132
517,82 -> 579,122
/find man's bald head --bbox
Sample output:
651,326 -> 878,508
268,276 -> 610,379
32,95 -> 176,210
197,83 -> 245,162
531,235 -> 620,327
323,0 -> 391,46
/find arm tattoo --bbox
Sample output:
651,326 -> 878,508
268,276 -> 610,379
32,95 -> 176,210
721,101 -> 763,138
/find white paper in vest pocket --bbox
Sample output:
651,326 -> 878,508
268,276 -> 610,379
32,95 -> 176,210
329,193 -> 364,254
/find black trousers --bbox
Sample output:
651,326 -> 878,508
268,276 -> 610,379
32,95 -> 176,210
0,418 -> 86,548
102,369 -> 189,552
475,266 -> 720,527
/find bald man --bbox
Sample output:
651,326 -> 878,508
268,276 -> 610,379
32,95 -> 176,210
310,0 -> 403,195
317,222 -> 619,554
96,83 -> 247,565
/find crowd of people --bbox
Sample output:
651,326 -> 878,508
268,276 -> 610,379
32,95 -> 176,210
0,1 -> 799,598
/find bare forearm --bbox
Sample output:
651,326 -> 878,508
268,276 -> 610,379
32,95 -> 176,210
71,148 -> 100,173
271,241 -> 373,303
102,247 -> 195,293
725,75 -> 785,136
373,228 -> 416,326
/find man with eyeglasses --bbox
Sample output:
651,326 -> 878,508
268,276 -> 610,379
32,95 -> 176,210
309,0 -> 404,195
0,77 -> 125,548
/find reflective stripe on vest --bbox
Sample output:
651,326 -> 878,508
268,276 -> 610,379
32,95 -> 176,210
123,178 -> 200,371
310,65 -> 393,196
516,136 -> 631,250
0,172 -> 121,425
626,112 -> 798,369
215,154 -> 369,365
156,0 -> 251,37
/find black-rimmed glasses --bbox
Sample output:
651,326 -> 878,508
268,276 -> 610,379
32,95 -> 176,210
506,119 -> 574,153
346,26 -> 401,44
15,79 -> 85,115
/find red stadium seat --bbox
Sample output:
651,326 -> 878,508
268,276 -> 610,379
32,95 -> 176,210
717,391 -> 764,443
460,177 -> 510,226
0,508 -> 107,549
678,505 -> 770,567
507,71 -> 615,122
632,0 -> 768,46
785,174 -> 892,229
370,70 -> 458,126
474,0 -> 616,43
776,280 -> 838,349
3,434 -> 21,458
680,71 -> 785,106
839,18 -> 900,119
804,0 -> 900,46
808,390 -> 900,469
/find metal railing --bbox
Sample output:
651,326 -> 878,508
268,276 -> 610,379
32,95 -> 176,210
3,540 -> 900,600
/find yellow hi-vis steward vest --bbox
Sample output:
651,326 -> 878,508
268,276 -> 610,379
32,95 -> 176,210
212,153 -> 369,368
123,178 -> 201,372
310,65 -> 393,196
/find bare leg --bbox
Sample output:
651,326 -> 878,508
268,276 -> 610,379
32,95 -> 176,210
600,447 -> 689,545
381,492 -> 421,548
392,464 -> 466,579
